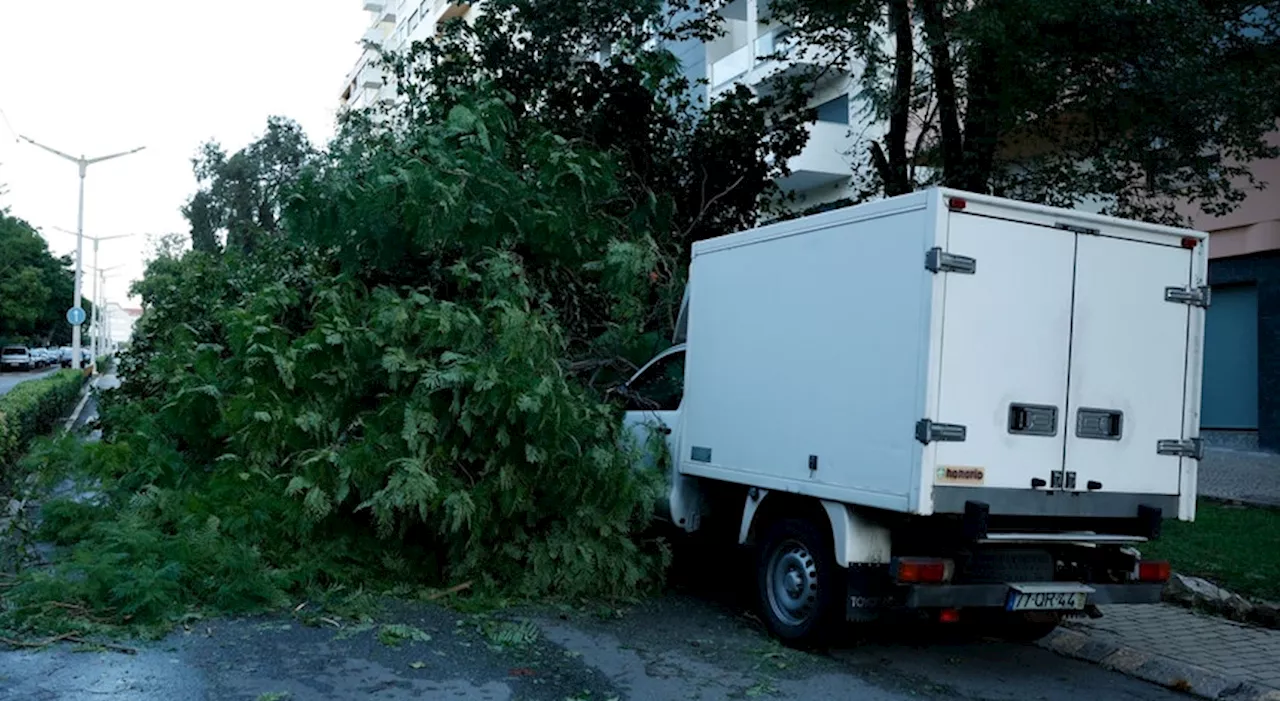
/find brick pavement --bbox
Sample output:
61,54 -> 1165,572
1065,604 -> 1280,693
1198,448 -> 1280,507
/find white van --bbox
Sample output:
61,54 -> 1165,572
619,188 -> 1206,644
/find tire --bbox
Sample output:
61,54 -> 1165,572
756,517 -> 843,646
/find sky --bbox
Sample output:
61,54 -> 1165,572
0,1 -> 369,308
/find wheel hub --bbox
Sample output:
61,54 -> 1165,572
767,541 -> 819,627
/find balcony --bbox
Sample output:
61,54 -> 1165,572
436,0 -> 472,21
710,44 -> 751,90
362,0 -> 386,12
362,26 -> 385,45
753,27 -> 828,83
776,120 -> 853,192
358,61 -> 384,89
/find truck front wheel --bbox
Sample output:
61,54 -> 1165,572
756,517 -> 842,646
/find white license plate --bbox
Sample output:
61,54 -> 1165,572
1006,590 -> 1088,611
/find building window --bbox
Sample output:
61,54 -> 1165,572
815,94 -> 849,124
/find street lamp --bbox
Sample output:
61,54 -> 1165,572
20,135 -> 144,371
51,227 -> 135,371
85,264 -> 124,366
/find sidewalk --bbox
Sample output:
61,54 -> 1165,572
1047,604 -> 1280,699
1199,448 -> 1280,507
1038,449 -> 1280,697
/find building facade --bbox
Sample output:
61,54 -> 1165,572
1183,133 -> 1280,450
339,0 -> 481,110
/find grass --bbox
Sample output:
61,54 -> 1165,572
1140,500 -> 1280,601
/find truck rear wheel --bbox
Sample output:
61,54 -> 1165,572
756,517 -> 842,646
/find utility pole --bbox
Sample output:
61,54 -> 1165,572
20,135 -> 144,371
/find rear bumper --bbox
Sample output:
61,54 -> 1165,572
932,486 -> 1180,519
902,582 -> 1164,608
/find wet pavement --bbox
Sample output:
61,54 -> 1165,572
0,593 -> 1193,701
0,367 -> 58,397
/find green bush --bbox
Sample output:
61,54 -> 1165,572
0,370 -> 85,480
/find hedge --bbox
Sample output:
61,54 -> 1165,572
0,370 -> 87,478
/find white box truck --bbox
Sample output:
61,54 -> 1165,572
618,188 -> 1207,644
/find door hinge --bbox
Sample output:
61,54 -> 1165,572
916,419 -> 967,444
925,247 -> 977,275
1164,285 -> 1211,308
1156,437 -> 1204,460
1055,223 -> 1101,236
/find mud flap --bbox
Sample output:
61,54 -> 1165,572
845,563 -> 894,622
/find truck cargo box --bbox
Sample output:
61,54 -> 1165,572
676,188 -> 1206,522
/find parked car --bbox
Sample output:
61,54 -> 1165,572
618,188 -> 1204,645
1,346 -> 34,372
32,348 -> 51,368
59,346 -> 74,368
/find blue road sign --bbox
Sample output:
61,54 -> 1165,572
66,306 -> 86,325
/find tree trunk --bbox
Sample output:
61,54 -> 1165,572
959,41 -> 1001,194
884,0 -> 914,196
919,0 -> 964,185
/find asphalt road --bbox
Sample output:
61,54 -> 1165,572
0,367 -> 58,397
0,592 -> 1189,701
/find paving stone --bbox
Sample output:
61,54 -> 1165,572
1067,604 -> 1280,692
1198,448 -> 1280,506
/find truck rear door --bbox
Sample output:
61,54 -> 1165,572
930,202 -> 1199,505
931,214 -> 1076,491
1065,235 -> 1195,496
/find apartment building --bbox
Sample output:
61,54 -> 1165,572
339,0 -> 480,110
681,0 -> 872,209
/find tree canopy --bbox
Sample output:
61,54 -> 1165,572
770,0 -> 1280,223
182,117 -> 316,255
0,208 -> 91,346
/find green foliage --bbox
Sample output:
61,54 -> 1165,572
377,623 -> 432,646
0,211 -> 92,345
183,116 -> 316,255
772,0 -> 1280,224
0,370 -> 84,482
480,618 -> 540,648
3,86 -> 674,639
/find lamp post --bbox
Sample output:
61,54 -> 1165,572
20,135 -> 144,371
51,227 -> 134,371
83,260 -> 124,360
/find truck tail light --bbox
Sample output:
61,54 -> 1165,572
893,557 -> 955,583
947,197 -> 967,211
1137,560 -> 1171,583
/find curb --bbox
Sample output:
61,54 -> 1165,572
1039,627 -> 1280,701
61,375 -> 97,434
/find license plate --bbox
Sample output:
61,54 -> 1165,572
1006,590 -> 1088,611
